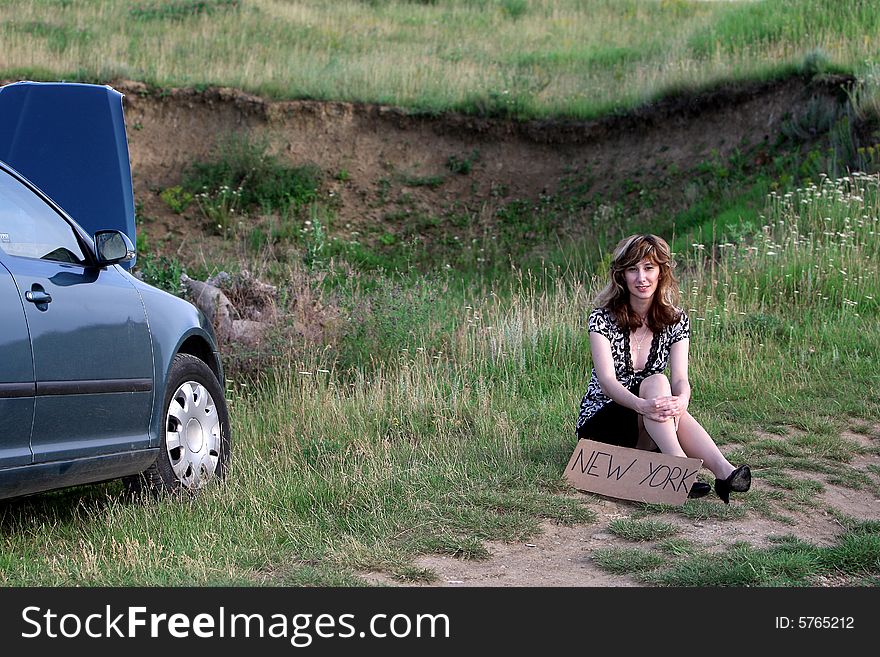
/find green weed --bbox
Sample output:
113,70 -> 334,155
593,547 -> 665,575
183,133 -> 321,216
159,185 -> 193,214
645,530 -> 880,587
446,150 -> 480,175
400,174 -> 445,189
500,0 -> 528,21
656,538 -> 699,558
6,21 -> 91,54
608,518 -> 679,542
391,566 -> 437,583
134,254 -> 186,295
129,0 -> 239,21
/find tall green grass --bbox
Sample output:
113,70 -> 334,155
2,171 -> 878,585
1,0 -> 879,118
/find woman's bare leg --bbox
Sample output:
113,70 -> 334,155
674,412 -> 735,480
634,420 -> 657,451
639,373 -> 737,479
638,374 -> 687,457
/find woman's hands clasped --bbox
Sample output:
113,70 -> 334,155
639,395 -> 688,423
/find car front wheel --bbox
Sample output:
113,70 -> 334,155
130,353 -> 231,495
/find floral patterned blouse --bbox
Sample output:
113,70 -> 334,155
575,306 -> 690,432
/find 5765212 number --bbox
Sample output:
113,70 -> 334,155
775,616 -> 854,629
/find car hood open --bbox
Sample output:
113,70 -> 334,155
0,81 -> 136,264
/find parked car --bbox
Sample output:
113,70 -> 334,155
0,81 -> 230,500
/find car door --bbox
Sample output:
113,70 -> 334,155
0,257 -> 35,468
0,166 -> 154,463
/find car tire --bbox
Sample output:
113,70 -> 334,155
128,353 -> 231,496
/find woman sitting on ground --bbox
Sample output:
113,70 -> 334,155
575,234 -> 750,503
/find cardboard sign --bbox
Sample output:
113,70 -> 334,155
564,439 -> 703,505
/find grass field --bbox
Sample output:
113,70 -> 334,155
1,0 -> 879,587
1,0 -> 880,118
2,172 -> 878,586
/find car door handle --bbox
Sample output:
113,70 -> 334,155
25,290 -> 52,304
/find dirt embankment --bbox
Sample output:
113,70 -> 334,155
117,74 -> 853,252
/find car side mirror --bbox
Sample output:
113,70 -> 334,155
94,229 -> 136,265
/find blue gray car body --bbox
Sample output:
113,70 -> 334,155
0,82 -> 227,500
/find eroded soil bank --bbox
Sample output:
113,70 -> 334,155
117,74 -> 852,255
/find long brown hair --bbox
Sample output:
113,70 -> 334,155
594,234 -> 682,331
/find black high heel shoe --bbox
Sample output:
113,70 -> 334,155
687,481 -> 711,499
714,465 -> 751,504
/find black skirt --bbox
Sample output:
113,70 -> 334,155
576,381 -> 641,449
